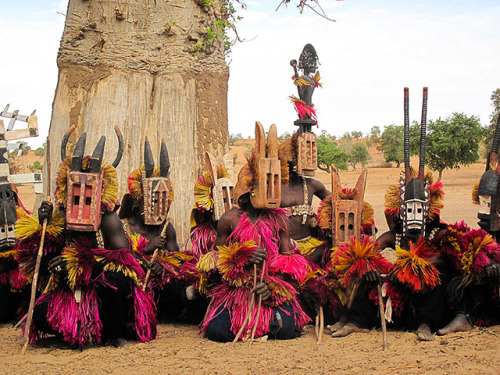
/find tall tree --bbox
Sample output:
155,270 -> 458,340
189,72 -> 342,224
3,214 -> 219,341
348,142 -> 371,171
423,113 -> 485,180
317,132 -> 349,172
43,0 -> 230,240
380,125 -> 403,167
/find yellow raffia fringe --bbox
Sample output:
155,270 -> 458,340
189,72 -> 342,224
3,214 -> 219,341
62,244 -> 83,290
296,237 -> 325,257
362,202 -> 374,226
294,77 -> 312,87
471,181 -> 480,205
461,234 -> 494,275
196,251 -> 218,273
194,171 -> 214,211
15,208 -> 65,241
313,71 -> 322,87
129,233 -> 143,253
0,250 -> 16,260
267,277 -> 294,302
95,256 -> 140,286
128,166 -> 174,207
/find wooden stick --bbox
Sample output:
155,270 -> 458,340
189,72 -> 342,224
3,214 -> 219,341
232,264 -> 257,345
317,305 -> 324,345
14,313 -> 27,329
249,259 -> 266,345
142,219 -> 170,291
22,217 -> 48,355
377,283 -> 388,350
315,312 -> 320,338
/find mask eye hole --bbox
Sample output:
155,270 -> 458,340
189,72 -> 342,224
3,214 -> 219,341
340,225 -> 345,231
348,224 -> 354,230
417,208 -> 422,214
407,208 -> 412,213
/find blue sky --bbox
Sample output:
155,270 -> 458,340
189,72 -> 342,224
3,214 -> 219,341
1,1 -> 499,146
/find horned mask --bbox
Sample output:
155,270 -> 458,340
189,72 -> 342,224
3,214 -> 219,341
61,125 -> 123,231
399,87 -> 430,238
142,138 -> 171,226
250,122 -> 281,209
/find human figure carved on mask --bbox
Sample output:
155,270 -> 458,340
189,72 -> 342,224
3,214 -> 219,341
201,123 -> 310,342
290,44 -> 321,131
15,126 -> 157,348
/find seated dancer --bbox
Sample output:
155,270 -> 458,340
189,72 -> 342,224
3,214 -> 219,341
331,87 -> 450,341
201,122 -> 310,342
119,138 -> 201,323
278,131 -> 330,264
15,127 -> 156,347
0,184 -> 29,322
318,166 -> 377,331
438,118 -> 500,334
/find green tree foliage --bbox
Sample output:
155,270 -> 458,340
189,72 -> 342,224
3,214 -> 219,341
28,160 -> 43,172
370,126 -> 381,140
317,132 -> 349,173
484,88 -> 500,153
278,132 -> 292,142
380,125 -> 404,167
348,142 -> 371,170
412,113 -> 486,180
350,130 -> 363,139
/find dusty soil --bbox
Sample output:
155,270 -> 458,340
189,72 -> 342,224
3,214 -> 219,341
1,324 -> 499,375
4,139 -> 497,375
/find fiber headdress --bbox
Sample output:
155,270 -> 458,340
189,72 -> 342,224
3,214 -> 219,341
56,125 -> 123,231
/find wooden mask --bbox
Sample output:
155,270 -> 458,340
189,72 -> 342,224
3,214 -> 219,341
297,131 -> 317,176
250,122 -> 281,209
205,152 -> 234,221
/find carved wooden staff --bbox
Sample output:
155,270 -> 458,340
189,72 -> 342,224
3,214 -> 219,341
142,218 -> 170,291
21,199 -> 49,355
378,274 -> 388,350
249,259 -> 266,345
232,237 -> 262,345
316,305 -> 324,345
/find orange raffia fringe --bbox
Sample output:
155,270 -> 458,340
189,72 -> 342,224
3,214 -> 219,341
389,237 -> 440,293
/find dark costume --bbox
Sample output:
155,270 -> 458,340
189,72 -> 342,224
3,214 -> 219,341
16,128 -> 156,346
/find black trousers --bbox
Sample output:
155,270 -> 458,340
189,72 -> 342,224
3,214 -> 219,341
205,304 -> 299,343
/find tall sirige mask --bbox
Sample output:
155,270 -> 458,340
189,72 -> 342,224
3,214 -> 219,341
0,183 -> 17,249
399,87 -> 430,238
61,125 -> 123,231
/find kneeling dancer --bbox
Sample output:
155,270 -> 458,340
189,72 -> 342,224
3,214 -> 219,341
201,122 -> 310,342
16,127 -> 156,347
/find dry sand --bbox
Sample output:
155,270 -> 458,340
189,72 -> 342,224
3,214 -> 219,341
3,141 -> 498,375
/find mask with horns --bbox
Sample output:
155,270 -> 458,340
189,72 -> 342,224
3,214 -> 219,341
57,125 -> 123,232
399,87 -> 430,238
141,138 -> 172,225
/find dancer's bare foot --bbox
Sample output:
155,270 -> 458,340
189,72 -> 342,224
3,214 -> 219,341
438,313 -> 473,335
327,315 -> 348,333
111,338 -> 128,347
331,323 -> 368,338
417,323 -> 434,341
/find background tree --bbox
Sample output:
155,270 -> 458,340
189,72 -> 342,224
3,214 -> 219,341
412,113 -> 486,181
370,125 -> 381,141
348,142 -> 371,171
350,130 -> 363,139
483,88 -> 500,153
380,125 -> 403,167
317,132 -> 349,173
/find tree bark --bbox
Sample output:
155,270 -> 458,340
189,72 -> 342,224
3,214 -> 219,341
43,0 -> 229,241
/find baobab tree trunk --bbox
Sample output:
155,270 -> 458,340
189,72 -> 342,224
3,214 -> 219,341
43,0 -> 229,241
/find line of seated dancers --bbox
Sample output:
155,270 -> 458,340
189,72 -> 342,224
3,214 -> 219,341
0,123 -> 498,348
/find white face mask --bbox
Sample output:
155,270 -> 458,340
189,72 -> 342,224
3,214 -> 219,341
405,201 -> 424,229
479,195 -> 492,215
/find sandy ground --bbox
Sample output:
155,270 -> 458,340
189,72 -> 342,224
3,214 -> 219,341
1,323 -> 499,375
4,140 -> 498,374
